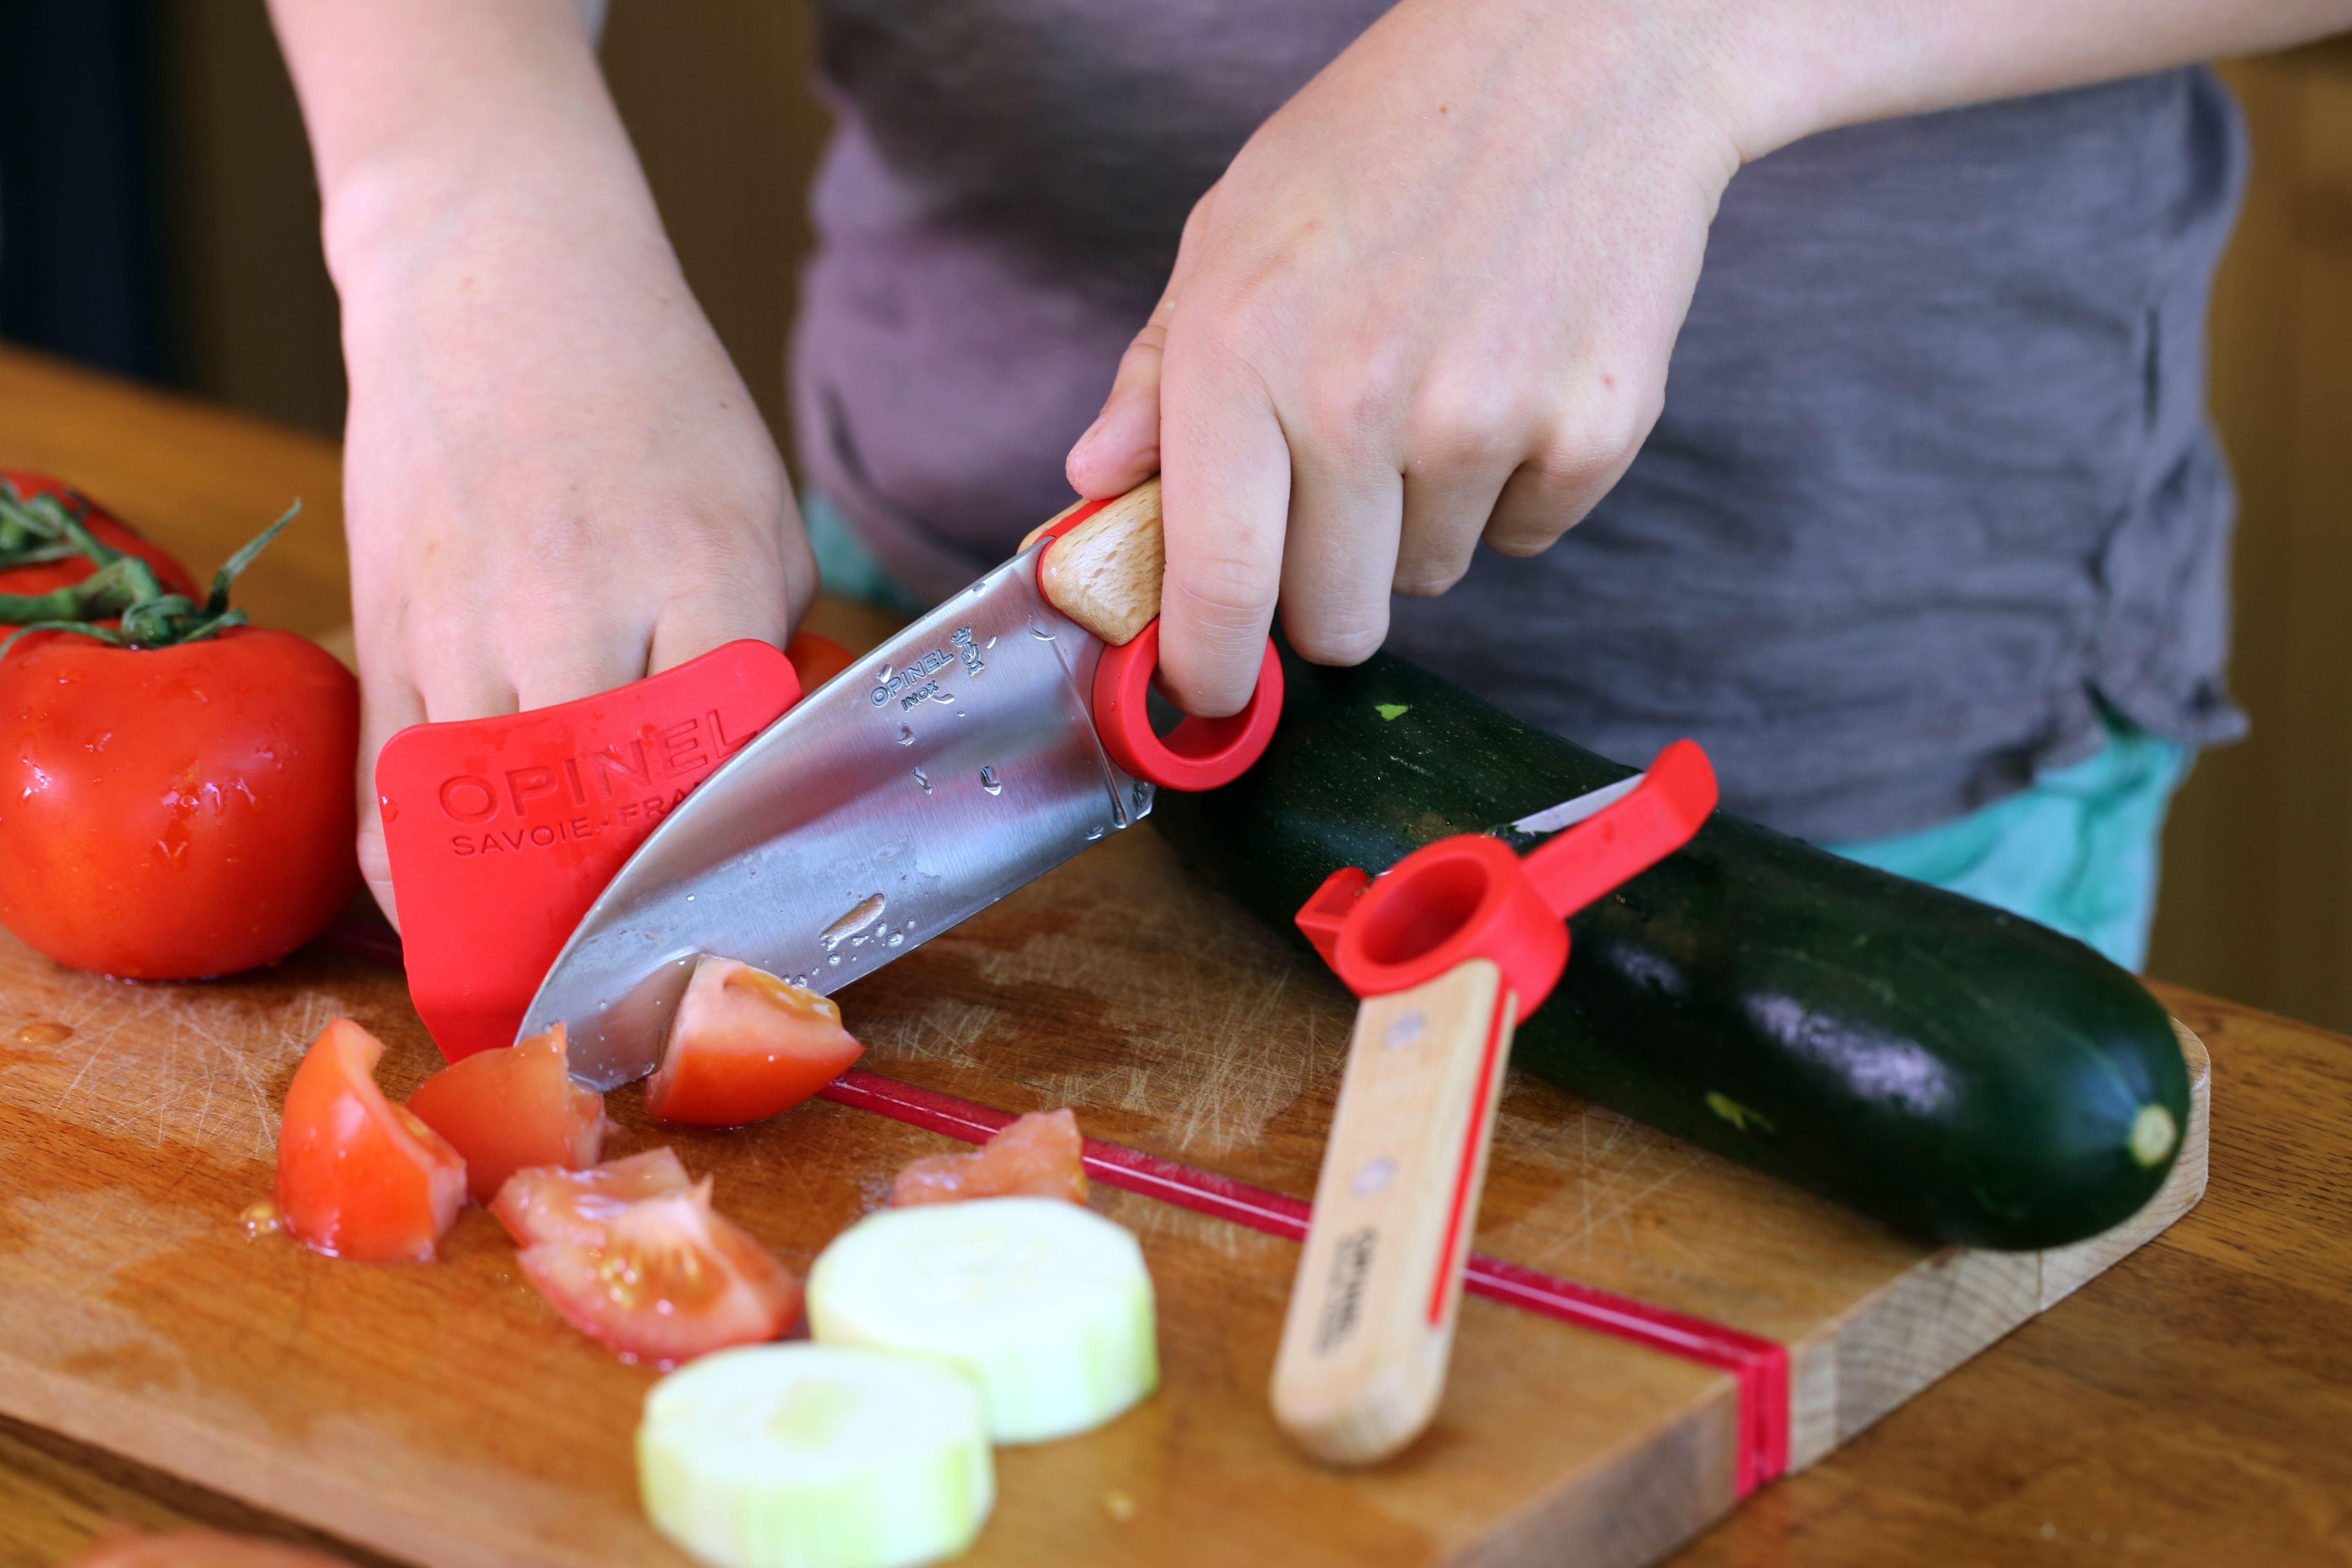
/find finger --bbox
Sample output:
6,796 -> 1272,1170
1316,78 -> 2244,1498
1483,372 -> 1660,556
353,672 -> 425,931
1481,434 -> 1630,558
1394,462 -> 1510,596
1155,316 -> 1291,717
1065,295 -> 1176,499
648,584 -> 792,678
1067,189 -> 1216,498
1280,436 -> 1402,666
647,503 -> 801,675
1392,374 -> 1524,595
408,626 -> 523,722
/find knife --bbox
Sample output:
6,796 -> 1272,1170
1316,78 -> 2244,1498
520,478 -> 1285,1089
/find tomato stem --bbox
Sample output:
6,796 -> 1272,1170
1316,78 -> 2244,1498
0,479 -> 113,570
0,498 -> 297,661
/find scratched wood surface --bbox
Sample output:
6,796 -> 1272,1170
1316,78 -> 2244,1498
0,822 -> 2207,1568
3,347 -> 2334,1568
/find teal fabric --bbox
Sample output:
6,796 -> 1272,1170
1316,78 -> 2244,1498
803,490 -> 933,618
1824,723 -> 2192,971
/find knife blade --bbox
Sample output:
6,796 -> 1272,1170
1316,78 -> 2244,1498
520,537 -> 1154,1088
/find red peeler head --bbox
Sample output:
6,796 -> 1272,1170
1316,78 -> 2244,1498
1303,835 -> 1571,1011
1292,741 -> 1718,1015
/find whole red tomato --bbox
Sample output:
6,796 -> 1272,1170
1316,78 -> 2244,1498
0,627 -> 360,979
0,472 -> 198,618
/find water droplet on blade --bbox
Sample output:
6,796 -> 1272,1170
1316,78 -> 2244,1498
912,768 -> 931,793
896,725 -> 915,746
1085,824 -> 1106,841
820,891 -> 887,951
1027,619 -> 1056,641
979,765 -> 1003,796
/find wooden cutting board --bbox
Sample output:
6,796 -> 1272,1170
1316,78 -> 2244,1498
0,826 -> 2207,1568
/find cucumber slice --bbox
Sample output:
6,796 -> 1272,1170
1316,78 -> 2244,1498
637,1343 -> 992,1568
808,1197 -> 1158,1444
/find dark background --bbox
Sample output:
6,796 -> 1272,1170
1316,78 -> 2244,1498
2,0 -> 2349,1032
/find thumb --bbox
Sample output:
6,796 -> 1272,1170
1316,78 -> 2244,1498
1065,292 -> 1176,499
1066,186 -> 1219,497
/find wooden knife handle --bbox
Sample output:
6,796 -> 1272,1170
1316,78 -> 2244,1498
1270,958 -> 1519,1466
1023,477 -> 1163,646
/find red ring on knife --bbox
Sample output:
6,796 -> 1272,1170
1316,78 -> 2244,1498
1093,621 -> 1284,792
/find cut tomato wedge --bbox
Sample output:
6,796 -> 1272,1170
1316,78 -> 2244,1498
512,1172 -> 803,1366
492,1147 -> 694,1249
645,957 -> 864,1126
406,1024 -> 606,1205
274,1018 -> 466,1263
891,1108 -> 1090,1208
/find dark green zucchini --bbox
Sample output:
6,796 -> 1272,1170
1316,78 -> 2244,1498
1153,645 -> 2188,1250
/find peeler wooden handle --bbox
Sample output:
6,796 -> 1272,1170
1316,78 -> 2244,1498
1023,478 -> 1164,646
1270,957 -> 1519,1466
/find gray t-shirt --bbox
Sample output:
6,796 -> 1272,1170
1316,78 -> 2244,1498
790,2 -> 2247,841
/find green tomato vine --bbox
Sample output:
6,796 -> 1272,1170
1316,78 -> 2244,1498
0,478 -> 299,659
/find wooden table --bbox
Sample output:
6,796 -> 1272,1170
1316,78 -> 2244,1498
2,343 -> 2347,1568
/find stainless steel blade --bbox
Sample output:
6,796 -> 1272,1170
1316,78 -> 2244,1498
521,542 -> 1152,1088
1508,773 -> 1645,836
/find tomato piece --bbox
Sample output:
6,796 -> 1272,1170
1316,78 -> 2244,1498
405,1024 -> 606,1205
514,1176 -> 803,1366
274,1018 -> 466,1263
784,629 -> 855,689
644,957 -> 864,1126
491,1147 -> 694,1248
62,1526 -> 351,1568
891,1108 -> 1090,1207
0,627 -> 359,979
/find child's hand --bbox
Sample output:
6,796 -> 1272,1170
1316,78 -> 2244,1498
1065,0 -> 1744,715
336,181 -> 810,927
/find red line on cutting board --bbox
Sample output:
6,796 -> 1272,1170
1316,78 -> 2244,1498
311,920 -> 1785,1492
818,1066 -> 1788,1494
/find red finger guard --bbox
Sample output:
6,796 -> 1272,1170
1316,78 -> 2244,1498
1093,622 -> 1283,791
377,638 -> 807,1062
1033,503 -> 1284,793
1296,739 -> 1719,1011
